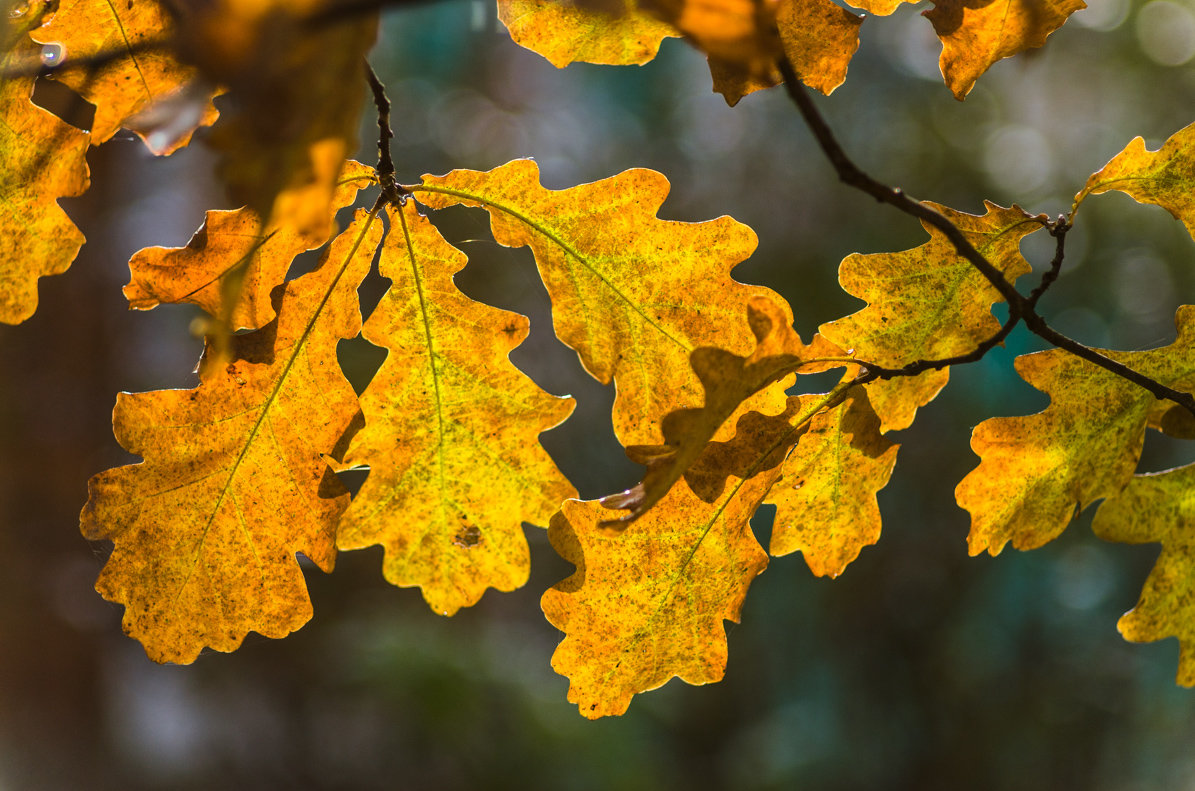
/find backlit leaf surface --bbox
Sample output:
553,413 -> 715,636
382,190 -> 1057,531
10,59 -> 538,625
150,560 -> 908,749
543,462 -> 780,718
958,307 -> 1195,556
924,0 -> 1086,99
766,389 -> 898,577
0,25 -> 90,324
31,0 -> 218,152
414,159 -> 784,446
1075,122 -> 1195,240
498,0 -> 678,66
124,160 -> 375,330
336,202 -> 576,615
819,201 -> 1040,431
1093,465 -> 1195,685
79,212 -> 382,663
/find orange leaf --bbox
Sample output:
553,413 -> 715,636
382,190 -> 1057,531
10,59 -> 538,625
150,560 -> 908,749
414,159 -> 784,447
498,0 -> 678,67
0,18 -> 90,324
958,307 -> 1195,556
819,201 -> 1041,431
1093,465 -> 1195,685
336,202 -> 577,615
602,295 -> 846,524
765,389 -> 898,577
924,0 -> 1086,100
31,0 -> 218,153
80,211 -> 383,663
543,463 -> 780,718
124,160 -> 376,330
1075,122 -> 1195,240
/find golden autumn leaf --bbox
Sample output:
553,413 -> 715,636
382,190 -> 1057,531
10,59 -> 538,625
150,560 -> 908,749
1093,465 -> 1195,685
0,18 -> 90,324
497,0 -> 678,67
1074,122 -> 1195,240
819,201 -> 1041,431
79,211 -> 382,663
923,0 -> 1086,100
602,295 -> 846,525
543,460 -> 781,718
335,201 -> 576,616
124,160 -> 376,331
846,0 -> 915,14
30,0 -> 218,153
765,389 -> 898,577
413,159 -> 786,447
957,306 -> 1195,556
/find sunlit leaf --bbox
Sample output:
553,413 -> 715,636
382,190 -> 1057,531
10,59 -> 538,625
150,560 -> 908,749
336,201 -> 577,615
498,0 -> 678,66
80,211 -> 382,663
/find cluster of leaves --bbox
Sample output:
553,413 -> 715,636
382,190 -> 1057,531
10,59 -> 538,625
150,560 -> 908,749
6,0 -> 1195,719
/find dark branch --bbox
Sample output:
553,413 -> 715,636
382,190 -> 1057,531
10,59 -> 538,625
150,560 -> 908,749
778,55 -> 1195,418
364,60 -> 408,207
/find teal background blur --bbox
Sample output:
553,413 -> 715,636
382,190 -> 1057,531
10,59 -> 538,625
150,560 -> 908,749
5,0 -> 1195,787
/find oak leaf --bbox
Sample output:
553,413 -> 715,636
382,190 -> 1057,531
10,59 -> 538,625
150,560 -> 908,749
1092,465 -> 1195,685
543,462 -> 780,718
957,306 -> 1195,556
1075,122 -> 1195,240
923,0 -> 1086,100
413,159 -> 785,447
0,16 -> 90,325
819,201 -> 1041,431
79,211 -> 382,663
601,295 -> 845,525
335,201 -> 576,616
765,389 -> 898,577
30,0 -> 218,153
124,160 -> 376,330
497,0 -> 678,67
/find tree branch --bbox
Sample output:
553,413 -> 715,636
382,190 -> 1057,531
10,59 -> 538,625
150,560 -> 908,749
778,55 -> 1195,418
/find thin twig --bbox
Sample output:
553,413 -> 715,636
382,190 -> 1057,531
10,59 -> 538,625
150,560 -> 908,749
364,60 -> 408,207
778,55 -> 1195,418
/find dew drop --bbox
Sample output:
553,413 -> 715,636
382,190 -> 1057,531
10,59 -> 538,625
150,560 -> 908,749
40,42 -> 65,68
7,1 -> 30,18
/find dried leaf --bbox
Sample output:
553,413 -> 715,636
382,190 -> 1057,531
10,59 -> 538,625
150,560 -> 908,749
819,201 -> 1041,431
336,202 -> 576,615
1075,122 -> 1195,240
498,0 -> 678,66
0,18 -> 90,324
80,211 -> 382,663
924,0 -> 1086,100
543,462 -> 779,718
31,0 -> 218,152
765,389 -> 898,577
414,159 -> 785,447
1093,465 -> 1195,685
124,160 -> 375,330
958,306 -> 1195,556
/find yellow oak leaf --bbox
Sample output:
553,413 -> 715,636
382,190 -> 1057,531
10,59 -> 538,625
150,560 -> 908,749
543,461 -> 781,718
0,19 -> 90,324
1074,122 -> 1195,240
31,0 -> 218,153
413,159 -> 785,447
924,0 -> 1085,100
124,160 -> 375,330
336,201 -> 576,616
498,0 -> 678,66
819,201 -> 1041,431
1093,465 -> 1195,685
846,0 -> 915,14
602,295 -> 847,525
79,211 -> 383,663
958,306 -> 1195,556
765,389 -> 898,577
776,0 -> 861,96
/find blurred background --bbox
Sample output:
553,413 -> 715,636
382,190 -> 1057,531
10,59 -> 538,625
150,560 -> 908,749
5,0 -> 1195,787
